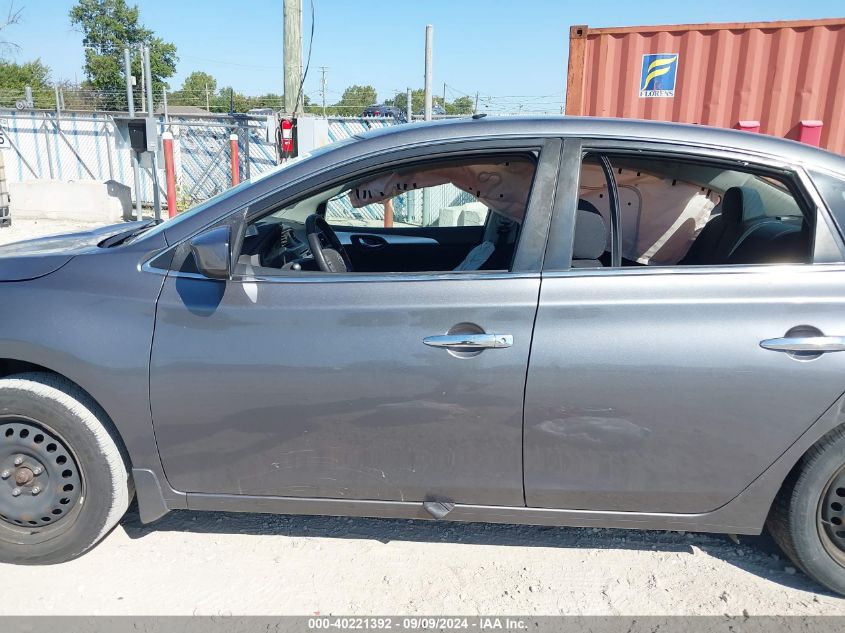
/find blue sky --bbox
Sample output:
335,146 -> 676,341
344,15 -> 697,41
3,0 -> 843,111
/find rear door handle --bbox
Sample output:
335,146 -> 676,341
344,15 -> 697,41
760,336 -> 845,353
423,333 -> 513,351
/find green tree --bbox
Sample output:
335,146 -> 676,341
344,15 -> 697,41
181,70 -> 216,96
446,95 -> 474,115
69,0 -> 177,109
390,88 -> 446,115
334,84 -> 377,114
170,70 -> 217,107
0,58 -> 53,107
0,58 -> 50,89
213,86 -> 250,113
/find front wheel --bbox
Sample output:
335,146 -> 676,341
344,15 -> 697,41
768,426 -> 845,595
0,373 -> 132,564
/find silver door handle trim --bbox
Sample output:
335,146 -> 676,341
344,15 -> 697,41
760,336 -> 845,353
423,333 -> 513,350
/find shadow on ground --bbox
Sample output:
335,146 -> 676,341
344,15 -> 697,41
118,503 -> 833,597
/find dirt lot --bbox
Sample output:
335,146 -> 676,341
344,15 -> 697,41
1,217 -> 844,615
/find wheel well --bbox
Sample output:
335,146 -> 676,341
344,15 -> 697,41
0,358 -> 133,470
768,423 -> 845,522
0,359 -> 47,379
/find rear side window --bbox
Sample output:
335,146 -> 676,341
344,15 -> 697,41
574,154 -> 812,268
811,170 -> 845,239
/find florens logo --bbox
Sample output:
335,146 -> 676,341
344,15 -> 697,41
639,54 -> 679,98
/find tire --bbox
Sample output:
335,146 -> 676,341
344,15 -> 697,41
768,425 -> 845,596
0,372 -> 132,564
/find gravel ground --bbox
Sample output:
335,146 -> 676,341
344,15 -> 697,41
1,217 -> 844,615
2,507 -> 844,616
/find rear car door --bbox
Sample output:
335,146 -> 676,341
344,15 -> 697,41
524,139 -> 845,513
149,138 -> 562,505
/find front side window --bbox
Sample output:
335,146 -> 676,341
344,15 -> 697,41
239,153 -> 537,275
572,154 -> 812,268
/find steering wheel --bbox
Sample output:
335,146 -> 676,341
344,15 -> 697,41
305,213 -> 354,273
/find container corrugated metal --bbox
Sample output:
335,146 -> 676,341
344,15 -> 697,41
566,18 -> 845,155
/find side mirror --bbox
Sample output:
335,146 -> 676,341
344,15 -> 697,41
190,226 -> 231,280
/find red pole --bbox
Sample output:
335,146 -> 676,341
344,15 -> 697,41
383,198 -> 394,228
230,133 -> 240,186
162,131 -> 178,218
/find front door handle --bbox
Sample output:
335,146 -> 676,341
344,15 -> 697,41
760,336 -> 845,353
423,333 -> 513,351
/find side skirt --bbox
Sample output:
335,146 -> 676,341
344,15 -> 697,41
185,492 -> 760,535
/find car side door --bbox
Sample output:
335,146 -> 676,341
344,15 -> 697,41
148,138 -> 563,506
524,139 -> 845,514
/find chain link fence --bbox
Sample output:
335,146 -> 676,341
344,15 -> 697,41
0,108 -> 412,214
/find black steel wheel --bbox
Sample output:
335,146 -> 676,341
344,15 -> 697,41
0,418 -> 83,530
0,373 -> 131,564
768,425 -> 845,596
818,465 -> 845,567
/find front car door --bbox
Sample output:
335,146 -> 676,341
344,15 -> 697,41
524,138 -> 845,514
148,138 -> 562,506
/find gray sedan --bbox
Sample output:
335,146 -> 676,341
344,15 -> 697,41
2,117 -> 845,596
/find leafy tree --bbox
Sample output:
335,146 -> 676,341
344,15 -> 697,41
446,95 -> 474,115
335,84 -> 377,114
0,58 -> 53,107
0,58 -> 50,90
69,0 -> 177,109
390,88 -> 446,115
214,86 -> 251,113
170,70 -> 217,107
181,71 -> 216,97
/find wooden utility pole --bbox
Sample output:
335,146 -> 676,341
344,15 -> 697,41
283,0 -> 303,114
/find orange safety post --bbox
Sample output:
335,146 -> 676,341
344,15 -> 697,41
230,133 -> 240,185
384,198 -> 394,228
162,131 -> 178,218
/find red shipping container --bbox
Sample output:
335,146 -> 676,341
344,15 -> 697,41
565,18 -> 845,154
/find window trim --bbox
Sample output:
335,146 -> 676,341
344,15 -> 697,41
542,139 -> 845,273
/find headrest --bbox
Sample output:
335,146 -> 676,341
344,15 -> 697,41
720,187 -> 746,224
573,208 -> 607,260
483,212 -> 516,243
737,186 -> 765,219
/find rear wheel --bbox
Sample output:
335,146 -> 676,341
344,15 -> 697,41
0,373 -> 131,564
768,426 -> 845,595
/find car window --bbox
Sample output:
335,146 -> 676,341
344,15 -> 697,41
811,169 -> 845,239
573,154 -> 812,268
241,153 -> 538,275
